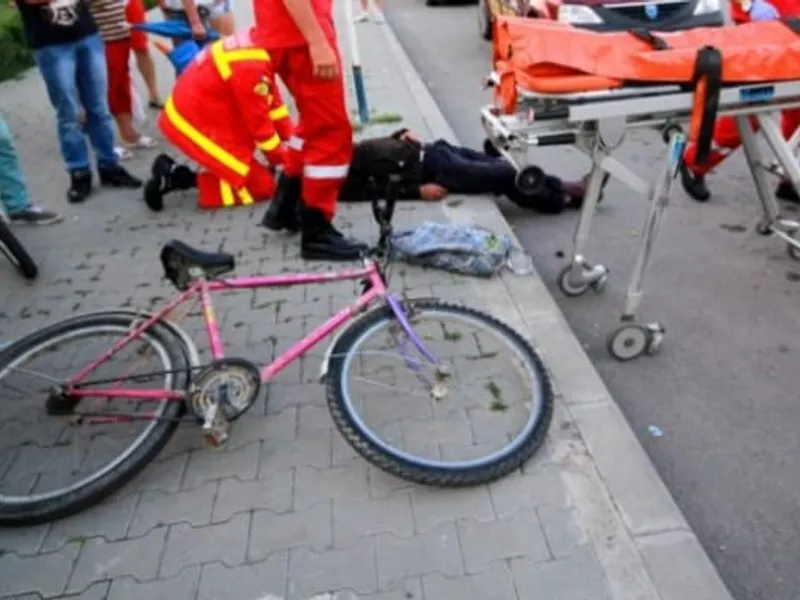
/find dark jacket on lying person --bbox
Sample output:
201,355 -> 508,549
338,128 -> 585,213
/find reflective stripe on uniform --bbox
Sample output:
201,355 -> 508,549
211,41 -> 270,81
220,181 -> 236,207
164,97 -> 249,177
257,133 -> 282,152
238,187 -> 255,205
304,164 -> 349,179
269,105 -> 290,120
288,136 -> 304,150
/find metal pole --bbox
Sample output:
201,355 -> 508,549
342,0 -> 371,124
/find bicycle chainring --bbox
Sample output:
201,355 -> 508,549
188,358 -> 262,423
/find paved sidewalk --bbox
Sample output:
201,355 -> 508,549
0,3 -> 733,600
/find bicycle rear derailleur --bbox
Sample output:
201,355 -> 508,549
187,358 -> 261,449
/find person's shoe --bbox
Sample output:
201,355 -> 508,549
144,154 -> 197,212
371,10 -> 385,23
99,165 -> 143,189
261,174 -> 301,233
776,180 -> 800,204
67,169 -> 93,204
354,11 -> 369,22
300,207 -> 368,261
8,205 -> 63,226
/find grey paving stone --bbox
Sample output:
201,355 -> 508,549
293,462 -> 371,511
511,548 -> 614,600
333,493 -> 415,548
259,428 -> 332,477
537,504 -> 588,559
0,524 -> 49,556
487,466 -> 569,519
212,469 -> 294,522
0,542 -> 80,597
457,508 -> 551,574
129,480 -> 217,536
159,513 -> 250,578
41,493 -> 138,552
375,522 -> 464,591
248,501 -> 332,561
358,578 -> 423,600
231,407 -> 299,448
422,562 -> 518,600
198,553 -> 288,600
181,441 -> 261,489
410,486 -> 494,534
67,528 -> 167,594
107,567 -> 200,600
287,537 -> 377,599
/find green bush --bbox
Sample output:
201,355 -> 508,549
143,0 -> 160,10
0,5 -> 33,83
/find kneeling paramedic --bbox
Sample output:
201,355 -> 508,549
255,0 -> 367,261
148,30 -> 291,213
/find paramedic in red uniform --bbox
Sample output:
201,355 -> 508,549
255,0 -> 368,261
147,28 -> 293,211
682,0 -> 800,202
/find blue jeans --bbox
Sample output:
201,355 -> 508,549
0,114 -> 30,216
33,34 -> 118,173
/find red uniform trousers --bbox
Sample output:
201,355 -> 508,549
267,46 -> 353,221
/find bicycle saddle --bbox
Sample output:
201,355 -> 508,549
160,240 -> 235,289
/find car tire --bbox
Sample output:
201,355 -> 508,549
478,0 -> 492,40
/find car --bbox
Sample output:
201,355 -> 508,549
478,0 -> 724,40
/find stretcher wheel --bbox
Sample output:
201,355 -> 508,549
788,231 -> 800,260
557,264 -> 608,298
483,138 -> 501,157
679,164 -> 711,202
516,166 -> 545,196
755,221 -> 773,236
606,322 -> 665,362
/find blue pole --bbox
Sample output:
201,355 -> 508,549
353,65 -> 370,124
343,0 -> 370,124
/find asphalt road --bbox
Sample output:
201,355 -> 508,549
382,4 -> 800,600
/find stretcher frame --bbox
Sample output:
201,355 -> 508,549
480,75 -> 800,361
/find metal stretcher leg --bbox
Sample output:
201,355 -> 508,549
605,131 -> 684,361
748,114 -> 800,260
557,162 -> 610,297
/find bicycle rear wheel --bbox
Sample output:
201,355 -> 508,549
0,313 -> 190,526
326,300 -> 554,486
0,218 -> 37,280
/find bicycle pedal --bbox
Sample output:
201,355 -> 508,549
201,403 -> 231,449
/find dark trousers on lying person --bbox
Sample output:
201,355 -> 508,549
420,140 -> 577,214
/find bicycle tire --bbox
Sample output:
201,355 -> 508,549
326,300 -> 554,487
0,313 -> 190,526
0,218 -> 38,280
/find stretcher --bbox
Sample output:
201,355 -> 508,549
481,17 -> 800,361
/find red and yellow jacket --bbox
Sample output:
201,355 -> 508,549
158,28 -> 293,188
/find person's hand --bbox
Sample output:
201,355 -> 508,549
400,130 -> 420,143
419,183 -> 448,201
190,20 -> 207,40
749,0 -> 779,20
309,40 -> 338,80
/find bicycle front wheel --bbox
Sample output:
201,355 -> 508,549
326,300 -> 554,487
0,218 -> 37,280
0,313 -> 190,526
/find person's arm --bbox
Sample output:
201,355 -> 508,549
280,0 -> 338,79
180,0 -> 206,38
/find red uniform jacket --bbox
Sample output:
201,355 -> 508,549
254,0 -> 336,48
732,0 -> 800,22
158,28 -> 293,189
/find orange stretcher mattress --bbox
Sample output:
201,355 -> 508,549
493,17 -> 800,113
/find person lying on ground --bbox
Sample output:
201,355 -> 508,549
0,115 -> 62,225
338,129 -> 593,213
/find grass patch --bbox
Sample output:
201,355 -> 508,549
351,111 -> 404,133
0,3 -> 34,83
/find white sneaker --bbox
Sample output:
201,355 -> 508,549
371,10 -> 384,23
354,11 -> 369,22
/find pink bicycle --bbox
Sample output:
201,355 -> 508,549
0,184 -> 553,526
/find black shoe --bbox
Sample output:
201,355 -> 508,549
261,174 -> 301,233
9,205 -> 63,225
67,169 -> 93,204
680,164 -> 711,202
151,153 -> 176,178
776,180 -> 800,204
300,207 -> 368,261
99,165 -> 143,189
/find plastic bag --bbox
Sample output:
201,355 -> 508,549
389,221 -> 532,278
131,83 -> 147,126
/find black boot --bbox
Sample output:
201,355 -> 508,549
261,173 -> 301,233
300,207 -> 368,261
67,169 -> 93,204
144,154 -> 197,212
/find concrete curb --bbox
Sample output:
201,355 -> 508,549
376,18 -> 734,600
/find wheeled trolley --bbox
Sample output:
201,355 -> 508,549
480,77 -> 800,361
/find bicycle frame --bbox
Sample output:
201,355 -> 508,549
61,257 -> 438,421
